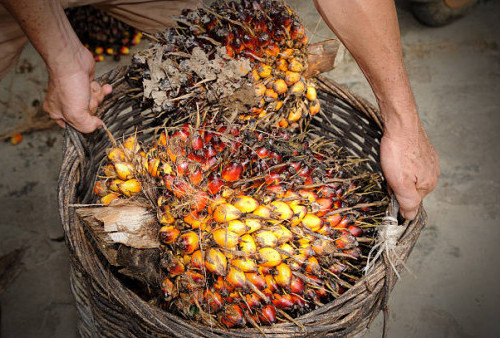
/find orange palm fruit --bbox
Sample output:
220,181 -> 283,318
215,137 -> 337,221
254,231 -> 278,248
245,272 -> 266,290
10,133 -> 22,145
233,195 -> 259,213
214,275 -> 232,297
250,69 -> 260,82
270,201 -> 293,220
178,232 -> 199,254
161,277 -> 177,300
273,79 -> 288,94
123,136 -> 139,153
213,228 -> 240,249
290,204 -> 307,226
108,179 -> 124,192
226,266 -> 247,289
255,83 -> 266,96
306,256 -> 322,275
231,257 -> 257,273
184,270 -> 205,289
221,162 -> 243,182
252,205 -> 272,219
108,148 -> 125,163
204,248 -> 227,276
327,214 -> 342,227
183,212 -> 205,229
245,293 -> 262,309
275,58 -> 287,71
240,234 -> 257,254
278,118 -> 289,128
159,225 -> 180,244
100,192 -> 120,206
272,293 -> 294,310
264,43 -> 280,57
298,189 -> 318,203
288,58 -> 304,72
114,162 -> 135,180
287,106 -> 302,122
264,274 -> 278,292
208,196 -> 226,215
281,48 -> 294,58
93,181 -> 108,197
312,239 -> 335,256
275,263 -> 292,289
284,71 -> 300,86
190,250 -> 204,270
102,164 -> 116,177
257,63 -> 272,78
309,100 -> 321,116
258,248 -> 282,267
305,86 -> 317,101
290,81 -> 305,96
119,178 -> 141,197
273,225 -> 294,244
167,258 -> 185,277
279,243 -> 295,259
264,88 -> 278,100
227,220 -> 248,235
213,203 -> 242,223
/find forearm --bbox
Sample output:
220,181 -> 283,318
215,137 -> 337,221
1,0 -> 86,77
314,0 -> 419,133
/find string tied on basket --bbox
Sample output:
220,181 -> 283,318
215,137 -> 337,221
364,215 -> 411,279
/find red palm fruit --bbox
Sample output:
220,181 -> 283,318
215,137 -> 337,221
345,247 -> 361,259
192,191 -> 209,211
187,151 -> 204,162
329,262 -> 347,275
260,304 -> 276,324
220,304 -> 246,328
312,239 -> 335,256
290,276 -> 304,294
290,22 -> 305,40
245,293 -> 262,309
176,159 -> 189,176
317,224 -> 332,236
204,289 -> 224,312
204,131 -> 214,144
226,266 -> 247,289
206,145 -> 217,158
305,256 -> 321,275
272,293 -> 294,310
298,189 -> 318,203
178,232 -> 199,254
292,294 -> 306,308
326,214 -> 342,227
315,198 -> 333,217
191,135 -> 203,150
264,274 -> 278,293
225,45 -> 234,58
159,226 -> 180,244
245,273 -> 266,290
190,250 -> 204,270
316,286 -> 329,300
335,231 -> 357,250
256,147 -> 270,158
336,216 -> 350,229
348,225 -> 363,237
265,173 -> 281,185
190,168 -> 203,185
258,31 -> 270,46
222,162 -> 243,182
205,248 -> 227,276
207,173 -> 224,195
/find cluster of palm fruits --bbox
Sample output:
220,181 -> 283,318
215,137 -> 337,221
94,122 -> 385,328
127,0 -> 319,129
65,5 -> 142,62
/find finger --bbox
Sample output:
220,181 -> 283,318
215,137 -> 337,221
66,111 -> 103,133
55,119 -> 66,128
89,95 -> 99,115
102,84 -> 113,95
391,183 -> 421,221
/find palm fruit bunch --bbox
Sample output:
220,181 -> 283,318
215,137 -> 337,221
127,0 -> 319,130
65,5 -> 142,62
93,123 -> 386,329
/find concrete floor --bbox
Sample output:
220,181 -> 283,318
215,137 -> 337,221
0,1 -> 499,337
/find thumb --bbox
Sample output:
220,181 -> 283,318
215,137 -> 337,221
390,181 -> 421,221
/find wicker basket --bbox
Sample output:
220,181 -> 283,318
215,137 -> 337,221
58,66 -> 427,337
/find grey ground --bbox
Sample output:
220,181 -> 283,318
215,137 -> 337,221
0,1 -> 499,337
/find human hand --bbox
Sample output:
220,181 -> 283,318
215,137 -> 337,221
380,118 -> 440,220
42,48 -> 112,133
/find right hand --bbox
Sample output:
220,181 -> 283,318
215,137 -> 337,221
42,48 -> 112,133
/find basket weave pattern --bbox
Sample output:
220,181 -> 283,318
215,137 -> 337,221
58,66 -> 426,337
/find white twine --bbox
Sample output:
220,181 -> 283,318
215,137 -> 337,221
364,216 -> 411,279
